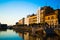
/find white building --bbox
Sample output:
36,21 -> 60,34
36,7 -> 41,23
24,17 -> 29,25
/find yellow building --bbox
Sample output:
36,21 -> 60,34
40,6 -> 60,26
45,12 -> 58,26
18,18 -> 25,25
45,9 -> 60,26
27,14 -> 37,24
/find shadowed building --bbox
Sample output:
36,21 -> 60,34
0,23 -> 7,29
55,9 -> 60,24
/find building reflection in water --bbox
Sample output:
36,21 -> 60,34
0,29 -> 59,40
18,32 -> 29,40
0,29 -> 7,31
18,32 -> 60,40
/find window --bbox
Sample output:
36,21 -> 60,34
48,17 -> 50,20
51,16 -> 54,19
55,20 -> 58,24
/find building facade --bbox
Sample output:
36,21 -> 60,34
28,14 -> 37,24
24,17 -> 29,25
37,8 -> 41,23
18,18 -> 25,25
45,12 -> 58,26
18,6 -> 60,27
39,6 -> 60,26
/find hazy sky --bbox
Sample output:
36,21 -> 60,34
0,0 -> 60,25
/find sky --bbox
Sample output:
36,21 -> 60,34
0,0 -> 60,25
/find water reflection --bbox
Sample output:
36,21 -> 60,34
0,29 -> 60,40
0,29 -> 23,40
18,32 -> 29,40
18,32 -> 60,40
0,29 -> 7,31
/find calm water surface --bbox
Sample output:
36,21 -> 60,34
0,29 -> 59,40
0,29 -> 23,40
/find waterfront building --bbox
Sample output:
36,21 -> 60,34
18,18 -> 25,25
37,7 -> 41,23
24,17 -> 29,25
40,6 -> 54,24
0,23 -> 7,29
39,6 -> 60,27
44,8 -> 60,27
45,10 -> 58,26
17,6 -> 60,27
27,14 -> 37,25
55,9 -> 60,24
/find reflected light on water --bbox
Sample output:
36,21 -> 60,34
0,29 -> 23,40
